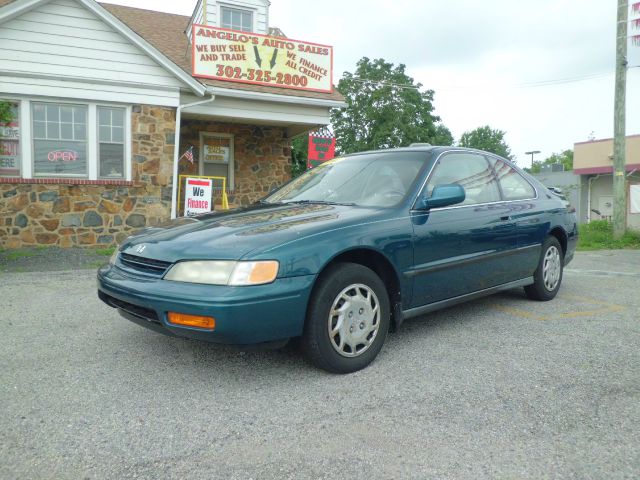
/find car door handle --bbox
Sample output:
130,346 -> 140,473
500,216 -> 511,222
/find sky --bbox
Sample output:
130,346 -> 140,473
105,0 -> 640,167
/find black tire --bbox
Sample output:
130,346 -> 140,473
302,262 -> 390,374
524,236 -> 564,301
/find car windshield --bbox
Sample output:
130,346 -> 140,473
264,152 -> 427,207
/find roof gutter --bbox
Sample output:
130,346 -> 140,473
204,86 -> 346,108
0,0 -> 45,23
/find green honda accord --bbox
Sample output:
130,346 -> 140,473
98,145 -> 577,373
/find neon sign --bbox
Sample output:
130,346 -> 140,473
47,150 -> 78,162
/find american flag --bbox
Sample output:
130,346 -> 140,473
180,146 -> 194,164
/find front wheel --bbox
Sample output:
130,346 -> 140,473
302,263 -> 390,374
525,236 -> 564,301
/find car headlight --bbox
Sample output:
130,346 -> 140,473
163,260 -> 279,286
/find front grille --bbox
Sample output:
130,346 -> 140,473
119,253 -> 172,277
98,291 -> 160,324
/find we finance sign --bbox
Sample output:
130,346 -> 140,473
184,178 -> 213,217
192,25 -> 333,93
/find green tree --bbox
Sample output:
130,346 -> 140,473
331,57 -> 451,155
458,125 -> 513,160
433,124 -> 454,147
0,101 -> 14,124
529,149 -> 573,174
291,135 -> 308,178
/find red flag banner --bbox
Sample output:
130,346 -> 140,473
632,34 -> 640,46
633,18 -> 640,29
633,2 -> 640,13
307,130 -> 336,169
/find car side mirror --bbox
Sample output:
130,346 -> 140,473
418,184 -> 466,209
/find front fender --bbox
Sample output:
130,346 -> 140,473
247,214 -> 415,278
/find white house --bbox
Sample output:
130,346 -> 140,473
0,0 -> 344,247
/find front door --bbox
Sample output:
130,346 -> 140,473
409,151 -> 517,307
199,132 -> 234,192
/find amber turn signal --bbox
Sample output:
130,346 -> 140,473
167,312 -> 215,330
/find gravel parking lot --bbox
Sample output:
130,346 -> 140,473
1,250 -> 639,479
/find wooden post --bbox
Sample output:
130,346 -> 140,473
613,0 -> 628,238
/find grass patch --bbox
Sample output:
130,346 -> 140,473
4,250 -> 38,261
578,220 -> 640,251
95,247 -> 116,256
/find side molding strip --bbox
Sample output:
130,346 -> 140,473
404,244 -> 541,278
401,277 -> 534,320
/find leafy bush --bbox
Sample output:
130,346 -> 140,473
578,221 -> 640,250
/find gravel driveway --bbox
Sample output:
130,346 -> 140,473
1,250 -> 638,479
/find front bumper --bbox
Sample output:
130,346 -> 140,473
97,264 -> 316,345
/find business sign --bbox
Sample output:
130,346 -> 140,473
184,177 -> 213,216
631,184 -> 640,214
307,131 -> 336,169
0,140 -> 19,175
632,2 -> 640,49
0,102 -> 20,176
192,25 -> 333,93
202,134 -> 231,164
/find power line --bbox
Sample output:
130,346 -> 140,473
347,70 -> 620,92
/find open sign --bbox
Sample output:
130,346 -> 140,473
48,150 -> 78,162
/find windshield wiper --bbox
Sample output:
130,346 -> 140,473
283,200 -> 357,206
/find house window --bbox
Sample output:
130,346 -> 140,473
0,100 -> 20,177
32,102 -> 88,177
221,7 -> 253,32
22,101 -> 130,180
98,106 -> 125,179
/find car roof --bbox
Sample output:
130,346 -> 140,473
342,145 -> 509,161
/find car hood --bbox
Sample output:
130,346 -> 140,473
120,203 -> 377,262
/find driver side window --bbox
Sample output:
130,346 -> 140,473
426,153 -> 500,206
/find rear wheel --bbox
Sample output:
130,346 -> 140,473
302,263 -> 390,374
525,236 -> 564,301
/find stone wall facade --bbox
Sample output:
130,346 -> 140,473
179,120 -> 292,208
1,109 -> 295,248
0,105 -> 176,248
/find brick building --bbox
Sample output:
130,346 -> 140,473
0,0 -> 344,247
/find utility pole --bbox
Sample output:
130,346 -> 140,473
613,0 -> 628,238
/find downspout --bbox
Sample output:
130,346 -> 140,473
587,174 -> 602,223
170,95 -> 216,219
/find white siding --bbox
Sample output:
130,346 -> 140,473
186,0 -> 204,41
0,0 -> 185,96
192,0 -> 205,26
